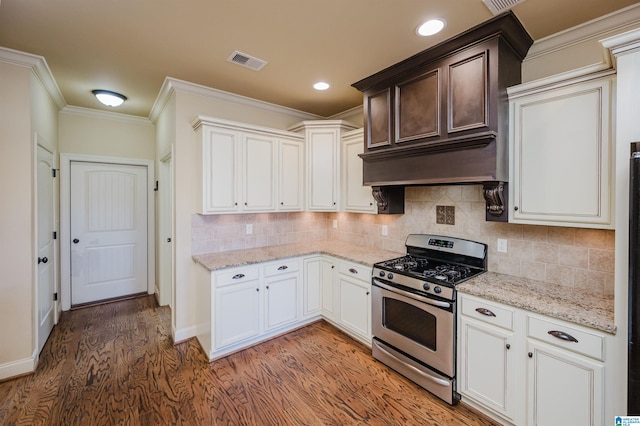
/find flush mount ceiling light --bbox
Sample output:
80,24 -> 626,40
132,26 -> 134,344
313,82 -> 330,91
92,89 -> 127,107
416,18 -> 446,36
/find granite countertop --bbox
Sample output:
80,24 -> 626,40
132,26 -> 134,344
192,240 -> 402,272
458,272 -> 616,335
194,243 -> 616,335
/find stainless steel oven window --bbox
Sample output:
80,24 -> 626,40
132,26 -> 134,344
383,297 -> 437,350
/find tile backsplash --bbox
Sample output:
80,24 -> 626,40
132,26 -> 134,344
192,185 -> 614,295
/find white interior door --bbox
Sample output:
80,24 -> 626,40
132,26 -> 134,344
36,144 -> 56,353
70,161 -> 148,305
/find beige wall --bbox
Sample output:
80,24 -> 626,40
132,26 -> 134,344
0,62 -> 34,369
0,60 -> 59,375
59,108 -> 155,160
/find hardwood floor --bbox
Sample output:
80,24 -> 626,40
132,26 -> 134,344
0,295 -> 498,425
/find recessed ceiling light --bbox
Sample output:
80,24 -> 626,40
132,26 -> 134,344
416,19 -> 446,37
313,82 -> 330,91
92,89 -> 127,107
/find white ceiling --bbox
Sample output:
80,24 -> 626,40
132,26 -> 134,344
0,0 -> 637,118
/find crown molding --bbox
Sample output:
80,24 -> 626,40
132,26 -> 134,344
149,76 -> 320,123
61,105 -> 153,126
525,3 -> 640,62
0,46 -> 66,110
601,28 -> 640,57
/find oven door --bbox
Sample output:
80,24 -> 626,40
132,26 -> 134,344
372,278 -> 454,377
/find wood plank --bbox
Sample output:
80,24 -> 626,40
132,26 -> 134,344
0,295 -> 499,425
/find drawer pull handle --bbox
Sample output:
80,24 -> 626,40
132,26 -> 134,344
475,307 -> 496,317
349,268 -> 358,274
277,265 -> 288,271
232,273 -> 245,279
548,330 -> 579,343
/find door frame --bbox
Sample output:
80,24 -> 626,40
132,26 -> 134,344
59,153 -> 155,311
157,148 -> 174,309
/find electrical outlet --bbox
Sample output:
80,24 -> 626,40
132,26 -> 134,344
246,224 -> 253,235
332,219 -> 338,229
497,238 -> 508,253
381,225 -> 388,236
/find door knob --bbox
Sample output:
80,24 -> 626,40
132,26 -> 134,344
38,257 -> 48,264
73,238 -> 79,244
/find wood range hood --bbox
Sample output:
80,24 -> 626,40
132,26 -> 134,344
352,11 -> 533,221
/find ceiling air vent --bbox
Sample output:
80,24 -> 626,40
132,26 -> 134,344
227,50 -> 268,71
482,0 -> 526,15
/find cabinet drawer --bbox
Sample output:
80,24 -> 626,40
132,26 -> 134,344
263,259 -> 300,276
338,262 -> 371,281
460,295 -> 514,331
215,266 -> 260,287
527,315 -> 604,361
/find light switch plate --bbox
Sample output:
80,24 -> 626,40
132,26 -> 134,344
381,225 -> 388,236
332,219 -> 338,229
246,224 -> 253,235
497,238 -> 508,253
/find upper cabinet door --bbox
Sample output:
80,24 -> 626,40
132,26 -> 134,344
243,133 -> 277,212
508,71 -> 614,229
307,128 -> 339,211
278,138 -> 304,211
342,129 -> 376,213
201,126 -> 241,213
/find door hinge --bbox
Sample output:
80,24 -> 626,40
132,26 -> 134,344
53,292 -> 58,301
52,168 -> 57,178
53,231 -> 57,240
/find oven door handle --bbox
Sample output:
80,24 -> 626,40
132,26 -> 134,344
373,340 -> 451,387
372,279 -> 452,309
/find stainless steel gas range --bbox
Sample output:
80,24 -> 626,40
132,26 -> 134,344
371,234 -> 487,405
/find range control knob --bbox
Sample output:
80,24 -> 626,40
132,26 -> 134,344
387,273 -> 394,280
422,283 -> 431,292
434,286 -> 442,294
379,271 -> 385,277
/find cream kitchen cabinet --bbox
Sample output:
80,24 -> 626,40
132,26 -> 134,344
458,293 -> 609,426
192,116 -> 304,214
508,70 -> 615,229
526,315 -> 604,426
289,120 -> 359,212
211,266 -> 262,351
263,259 -> 301,332
336,261 -> 372,345
341,128 -> 376,213
459,296 -> 520,424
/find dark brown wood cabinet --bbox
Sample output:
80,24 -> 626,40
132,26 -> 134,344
352,11 -> 533,220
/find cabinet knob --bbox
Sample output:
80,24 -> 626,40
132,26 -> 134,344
366,291 -> 370,295
232,273 -> 245,279
349,268 -> 358,274
331,265 -> 335,269
514,206 -> 519,211
281,202 -> 284,205
506,344 -> 511,350
38,257 -> 48,264
528,352 -> 533,358
266,286 -> 269,290
256,288 -> 259,292
244,202 -> 248,206
277,265 -> 288,271
234,202 -> 238,206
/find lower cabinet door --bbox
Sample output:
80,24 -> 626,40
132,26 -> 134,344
215,280 -> 261,348
459,317 -> 516,423
527,340 -> 604,426
338,274 -> 371,342
265,273 -> 299,331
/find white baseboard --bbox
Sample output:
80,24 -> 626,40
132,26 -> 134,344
0,350 -> 37,381
173,325 -> 196,344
